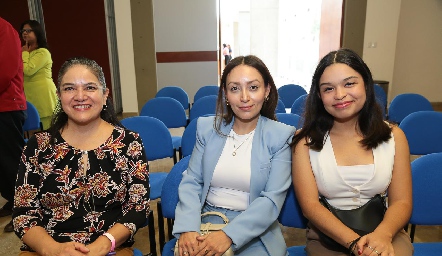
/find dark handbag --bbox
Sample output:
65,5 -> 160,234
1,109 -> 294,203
316,194 -> 386,253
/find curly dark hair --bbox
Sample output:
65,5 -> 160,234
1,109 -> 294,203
20,20 -> 49,49
47,57 -> 122,144
291,48 -> 391,151
214,55 -> 277,134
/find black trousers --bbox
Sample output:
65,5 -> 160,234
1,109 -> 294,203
0,110 -> 25,203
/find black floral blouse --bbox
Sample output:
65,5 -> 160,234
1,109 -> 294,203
12,126 -> 150,251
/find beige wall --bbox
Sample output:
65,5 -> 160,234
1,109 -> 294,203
391,0 -> 442,102
342,0 -> 367,57
364,0 -> 442,104
363,0 -> 401,102
153,0 -> 219,103
114,0 -> 138,113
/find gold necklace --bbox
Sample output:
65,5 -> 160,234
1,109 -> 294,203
232,134 -> 252,156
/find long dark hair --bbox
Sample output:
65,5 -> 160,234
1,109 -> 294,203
291,48 -> 391,151
47,57 -> 122,143
20,20 -> 49,49
215,55 -> 277,134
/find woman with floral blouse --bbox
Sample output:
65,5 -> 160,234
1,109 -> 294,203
12,57 -> 150,256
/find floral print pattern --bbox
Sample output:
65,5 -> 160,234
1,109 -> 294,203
13,127 -> 150,251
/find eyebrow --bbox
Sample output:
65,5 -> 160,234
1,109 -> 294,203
319,75 -> 358,87
227,79 -> 261,86
61,82 -> 100,87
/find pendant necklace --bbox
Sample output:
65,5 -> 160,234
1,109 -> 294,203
232,134 -> 252,156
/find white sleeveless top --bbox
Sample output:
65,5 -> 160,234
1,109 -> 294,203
309,132 -> 395,210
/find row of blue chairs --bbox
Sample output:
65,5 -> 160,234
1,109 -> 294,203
155,85 -> 219,111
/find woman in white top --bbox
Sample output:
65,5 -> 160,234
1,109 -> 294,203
291,49 -> 413,256
173,55 -> 295,256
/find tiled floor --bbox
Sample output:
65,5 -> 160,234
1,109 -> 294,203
1,127 -> 442,256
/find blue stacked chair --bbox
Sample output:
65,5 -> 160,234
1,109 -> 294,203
193,85 -> 219,103
278,184 -> 308,255
140,97 -> 188,159
121,116 -> 176,255
189,95 -> 217,121
278,84 -> 307,110
409,153 -> 442,255
290,94 -> 308,116
156,86 -> 190,111
23,101 -> 42,141
276,99 -> 286,113
276,113 -> 302,129
387,93 -> 433,124
159,156 -> 191,255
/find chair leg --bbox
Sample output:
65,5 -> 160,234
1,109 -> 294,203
178,147 -> 183,160
157,201 -> 166,253
410,224 -> 416,242
173,149 -> 178,164
167,219 -> 174,240
148,210 -> 157,256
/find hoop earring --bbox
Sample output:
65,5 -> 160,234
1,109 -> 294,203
102,104 -> 107,110
265,96 -> 269,102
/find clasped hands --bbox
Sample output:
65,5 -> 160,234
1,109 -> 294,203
351,231 -> 395,256
45,240 -> 111,256
178,230 -> 232,256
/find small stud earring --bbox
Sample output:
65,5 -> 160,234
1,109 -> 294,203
226,99 -> 229,106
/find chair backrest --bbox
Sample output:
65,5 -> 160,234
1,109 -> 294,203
140,97 -> 188,129
388,93 -> 433,123
121,116 -> 174,161
161,155 -> 191,219
276,99 -> 286,113
156,86 -> 189,110
290,94 -> 308,116
276,113 -> 302,129
278,184 -> 308,229
181,117 -> 198,157
194,85 -> 219,103
409,152 -> 442,226
399,111 -> 442,155
189,95 -> 217,121
23,101 -> 41,132
277,84 -> 307,109
374,84 -> 387,110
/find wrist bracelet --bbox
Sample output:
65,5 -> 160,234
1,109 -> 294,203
348,236 -> 361,255
102,232 -> 116,253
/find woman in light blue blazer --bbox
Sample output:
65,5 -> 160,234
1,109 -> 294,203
173,55 -> 296,256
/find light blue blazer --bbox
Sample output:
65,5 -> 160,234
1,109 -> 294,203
173,115 -> 295,256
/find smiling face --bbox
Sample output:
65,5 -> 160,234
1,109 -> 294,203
58,65 -> 109,127
224,64 -> 270,130
319,63 -> 366,122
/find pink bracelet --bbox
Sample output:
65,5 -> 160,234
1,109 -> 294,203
102,232 -> 116,253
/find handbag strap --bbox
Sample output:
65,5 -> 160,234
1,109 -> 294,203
201,211 -> 229,224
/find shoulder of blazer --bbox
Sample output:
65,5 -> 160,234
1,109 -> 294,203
259,117 -> 296,148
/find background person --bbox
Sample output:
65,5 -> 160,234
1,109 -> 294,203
13,57 -> 150,256
0,16 -> 27,233
173,55 -> 295,256
20,19 -> 57,129
291,48 -> 413,256
222,43 -> 230,66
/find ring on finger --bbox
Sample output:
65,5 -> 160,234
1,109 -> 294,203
367,245 -> 375,251
205,249 -> 209,254
183,251 -> 188,255
374,249 -> 381,255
